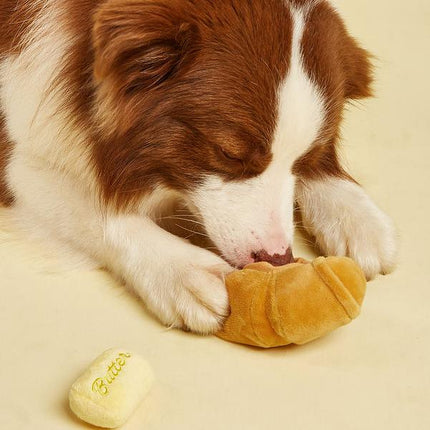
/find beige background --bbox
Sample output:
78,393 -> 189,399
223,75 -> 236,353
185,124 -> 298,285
1,0 -> 429,429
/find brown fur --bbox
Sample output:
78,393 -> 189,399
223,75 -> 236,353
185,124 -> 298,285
0,1 -> 44,54
0,0 -> 372,210
0,1 -> 46,206
90,0 -> 294,209
0,114 -> 13,205
293,1 -> 372,180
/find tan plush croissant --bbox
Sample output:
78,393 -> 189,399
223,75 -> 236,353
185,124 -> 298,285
217,257 -> 367,348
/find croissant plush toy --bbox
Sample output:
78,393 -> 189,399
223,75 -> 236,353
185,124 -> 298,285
217,257 -> 367,348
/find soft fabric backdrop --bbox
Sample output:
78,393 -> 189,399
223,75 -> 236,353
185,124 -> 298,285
1,0 -> 429,428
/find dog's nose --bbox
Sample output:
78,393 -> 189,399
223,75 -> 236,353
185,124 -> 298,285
251,247 -> 295,267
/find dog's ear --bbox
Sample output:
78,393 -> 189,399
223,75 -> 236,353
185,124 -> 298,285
92,0 -> 197,94
339,30 -> 373,100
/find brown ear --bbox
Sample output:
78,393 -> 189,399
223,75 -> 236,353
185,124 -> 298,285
340,32 -> 373,100
92,0 -> 197,94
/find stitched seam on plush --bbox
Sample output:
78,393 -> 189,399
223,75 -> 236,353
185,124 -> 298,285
311,259 -> 358,320
249,272 -> 267,346
271,268 -> 288,341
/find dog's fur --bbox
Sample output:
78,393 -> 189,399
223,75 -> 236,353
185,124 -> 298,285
0,0 -> 396,333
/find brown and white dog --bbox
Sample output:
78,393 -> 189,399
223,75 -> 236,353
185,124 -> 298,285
0,0 -> 396,333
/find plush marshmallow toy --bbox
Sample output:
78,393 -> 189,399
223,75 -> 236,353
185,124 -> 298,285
217,257 -> 367,348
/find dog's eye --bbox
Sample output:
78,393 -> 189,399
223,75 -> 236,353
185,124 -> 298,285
219,147 -> 243,163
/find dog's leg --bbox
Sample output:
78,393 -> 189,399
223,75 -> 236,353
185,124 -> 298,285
8,160 -> 231,334
103,215 -> 232,333
296,176 -> 397,280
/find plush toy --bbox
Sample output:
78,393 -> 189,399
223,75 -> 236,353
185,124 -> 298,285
217,257 -> 367,348
69,348 -> 154,428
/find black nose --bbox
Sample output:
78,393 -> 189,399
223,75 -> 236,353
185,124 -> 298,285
251,247 -> 295,267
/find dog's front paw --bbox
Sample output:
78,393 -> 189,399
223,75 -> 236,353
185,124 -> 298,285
348,210 -> 397,281
173,262 -> 232,334
146,252 -> 232,335
298,179 -> 398,280
315,205 -> 397,280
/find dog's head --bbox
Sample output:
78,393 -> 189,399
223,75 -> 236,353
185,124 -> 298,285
92,0 -> 372,267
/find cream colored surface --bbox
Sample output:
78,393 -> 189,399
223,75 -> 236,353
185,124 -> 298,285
1,0 -> 429,429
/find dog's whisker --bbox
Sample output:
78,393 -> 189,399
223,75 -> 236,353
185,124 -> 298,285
157,214 -> 205,224
174,224 -> 210,238
163,216 -> 206,227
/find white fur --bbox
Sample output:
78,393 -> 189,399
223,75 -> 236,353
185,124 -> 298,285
189,6 -> 325,267
296,177 -> 398,280
275,6 -> 325,163
0,1 -> 230,334
104,216 -> 231,332
0,1 -> 94,185
0,0 -> 98,268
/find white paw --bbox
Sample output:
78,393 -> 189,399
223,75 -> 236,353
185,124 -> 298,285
298,179 -> 398,280
313,206 -> 397,280
145,251 -> 233,334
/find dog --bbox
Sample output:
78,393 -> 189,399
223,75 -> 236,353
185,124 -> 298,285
0,0 -> 396,334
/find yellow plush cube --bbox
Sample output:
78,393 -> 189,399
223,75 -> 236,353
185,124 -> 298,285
69,348 -> 154,428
